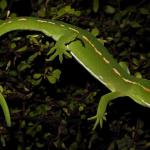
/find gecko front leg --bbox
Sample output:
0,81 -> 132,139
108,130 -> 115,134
46,32 -> 78,63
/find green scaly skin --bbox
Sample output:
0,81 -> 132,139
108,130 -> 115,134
0,17 -> 150,129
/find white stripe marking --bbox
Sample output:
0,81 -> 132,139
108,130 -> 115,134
82,35 -> 102,56
69,27 -> 79,33
37,20 -> 47,23
122,78 -> 136,84
98,75 -> 107,86
113,68 -> 121,76
18,18 -> 27,21
60,24 -> 65,27
103,57 -> 110,64
137,84 -> 150,92
47,21 -> 55,25
142,100 -> 150,107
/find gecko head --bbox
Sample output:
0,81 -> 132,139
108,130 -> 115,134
128,80 -> 150,108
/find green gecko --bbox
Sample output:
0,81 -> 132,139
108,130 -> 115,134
0,17 -> 150,129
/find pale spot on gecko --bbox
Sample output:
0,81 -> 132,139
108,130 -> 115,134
98,75 -> 104,82
142,100 -> 150,107
98,75 -> 107,86
18,18 -> 27,21
103,57 -> 110,64
123,77 -> 150,93
122,78 -> 136,84
60,24 -> 65,27
113,68 -> 121,76
69,27 -> 79,33
95,48 -> 102,56
82,35 -> 96,49
98,75 -> 103,80
143,87 -> 150,92
138,84 -> 150,93
37,20 -> 47,23
82,35 -> 102,56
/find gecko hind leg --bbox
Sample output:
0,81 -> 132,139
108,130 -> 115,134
88,92 -> 124,130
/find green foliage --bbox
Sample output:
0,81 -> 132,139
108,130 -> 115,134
0,0 -> 150,149
0,85 -> 3,93
0,0 -> 7,11
55,5 -> 81,19
93,0 -> 99,13
46,68 -> 61,84
104,5 -> 116,14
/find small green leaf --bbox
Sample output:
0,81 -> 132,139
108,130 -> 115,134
132,58 -> 139,66
33,73 -> 42,79
31,78 -> 42,86
119,61 -> 130,74
46,69 -> 61,84
74,11 -> 81,16
139,8 -> 149,15
27,52 -> 39,63
129,21 -> 141,28
104,5 -> 115,14
36,142 -> 44,148
52,69 -> 61,79
91,27 -> 99,37
17,61 -> 31,72
16,45 -> 28,52
20,120 -> 26,128
0,135 -> 6,147
135,72 -> 142,78
5,60 -> 11,71
10,43 -> 16,49
0,0 -> 7,11
28,35 -> 40,45
93,0 -> 99,13
0,85 -> 3,93
57,5 -> 71,17
79,105 -> 84,112
8,70 -> 17,76
56,5 -> 80,18
38,6 -> 46,17
47,75 -> 56,84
